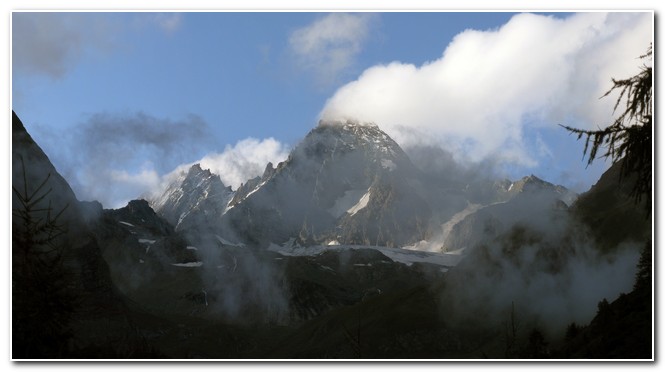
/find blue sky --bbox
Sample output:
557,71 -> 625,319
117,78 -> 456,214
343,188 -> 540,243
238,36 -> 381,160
13,12 -> 519,145
11,11 -> 653,208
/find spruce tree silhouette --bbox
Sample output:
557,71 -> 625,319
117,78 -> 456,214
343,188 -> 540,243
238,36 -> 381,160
12,155 -> 74,358
561,44 -> 652,214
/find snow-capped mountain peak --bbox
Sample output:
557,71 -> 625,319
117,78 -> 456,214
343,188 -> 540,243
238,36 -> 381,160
310,119 -> 404,161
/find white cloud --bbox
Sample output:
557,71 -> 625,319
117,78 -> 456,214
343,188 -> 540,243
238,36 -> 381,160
198,138 -> 290,189
151,13 -> 182,34
110,168 -> 161,190
290,13 -> 374,85
321,12 -> 652,167
157,137 -> 291,193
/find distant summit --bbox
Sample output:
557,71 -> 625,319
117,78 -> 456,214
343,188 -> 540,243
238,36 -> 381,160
149,163 -> 233,231
494,174 -> 577,206
220,120 -> 432,247
443,173 -> 577,252
317,118 -> 379,128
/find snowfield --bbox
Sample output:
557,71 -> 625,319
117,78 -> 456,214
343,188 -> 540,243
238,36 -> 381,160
268,242 -> 463,268
171,262 -> 203,268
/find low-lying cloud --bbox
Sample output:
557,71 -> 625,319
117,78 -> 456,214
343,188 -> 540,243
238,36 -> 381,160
12,12 -> 117,78
441,197 -> 643,338
321,12 -> 652,167
43,111 -> 213,208
80,112 -> 211,165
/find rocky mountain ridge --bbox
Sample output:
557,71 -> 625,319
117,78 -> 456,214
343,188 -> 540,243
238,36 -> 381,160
150,163 -> 234,231
150,119 -> 577,252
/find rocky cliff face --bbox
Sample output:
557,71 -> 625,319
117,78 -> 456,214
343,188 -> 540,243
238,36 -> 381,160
228,162 -> 277,209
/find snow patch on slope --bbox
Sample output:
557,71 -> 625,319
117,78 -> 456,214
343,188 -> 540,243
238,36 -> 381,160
404,203 -> 482,253
171,262 -> 203,268
215,234 -> 245,247
440,203 -> 483,242
347,189 -> 371,216
244,179 -> 268,200
403,240 -> 442,253
327,189 -> 367,218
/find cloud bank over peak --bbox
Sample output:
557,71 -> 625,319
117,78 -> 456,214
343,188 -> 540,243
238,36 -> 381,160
113,136 -> 289,209
320,12 -> 652,166
189,137 -> 290,190
148,137 -> 291,208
